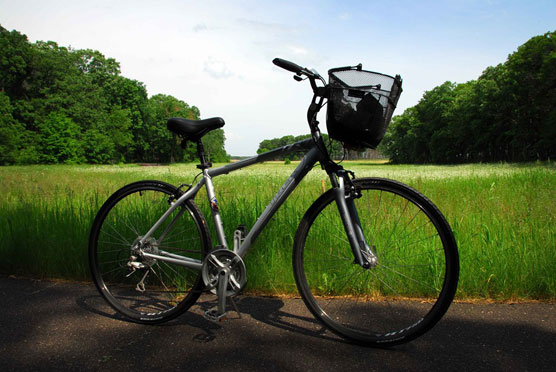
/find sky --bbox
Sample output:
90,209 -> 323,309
1,0 -> 555,156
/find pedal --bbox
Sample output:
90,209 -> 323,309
202,296 -> 242,322
204,269 -> 232,323
204,308 -> 227,322
233,225 -> 246,253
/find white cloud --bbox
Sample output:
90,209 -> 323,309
193,23 -> 208,32
203,58 -> 234,79
339,12 -> 350,21
225,131 -> 242,141
287,45 -> 309,55
236,18 -> 292,34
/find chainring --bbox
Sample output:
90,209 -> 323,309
201,249 -> 246,296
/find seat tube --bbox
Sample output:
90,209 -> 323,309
204,170 -> 228,249
333,176 -> 368,268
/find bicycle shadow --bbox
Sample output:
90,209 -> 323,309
76,293 -> 222,343
194,295 -> 445,351
77,292 -> 346,345
79,292 -> 421,349
195,295 -> 349,344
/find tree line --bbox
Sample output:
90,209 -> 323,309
257,134 -> 388,161
380,31 -> 556,163
0,25 -> 229,165
257,134 -> 344,160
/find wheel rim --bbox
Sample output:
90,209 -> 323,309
93,186 -> 206,318
299,182 -> 455,342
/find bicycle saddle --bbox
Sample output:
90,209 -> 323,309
167,117 -> 225,140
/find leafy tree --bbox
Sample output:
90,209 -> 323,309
106,107 -> 134,161
0,24 -> 223,165
82,128 -> 116,164
73,49 -> 120,86
0,26 -> 32,98
82,108 -> 133,163
143,94 -> 230,164
383,30 -> 556,163
505,31 -> 556,160
38,111 -> 84,164
0,92 -> 23,164
203,129 -> 230,162
381,108 -> 419,163
144,94 -> 192,162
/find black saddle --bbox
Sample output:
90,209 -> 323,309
167,117 -> 225,141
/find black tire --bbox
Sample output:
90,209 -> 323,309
293,178 -> 459,346
89,180 -> 211,324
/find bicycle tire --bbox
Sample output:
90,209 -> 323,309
293,177 -> 459,346
89,180 -> 211,324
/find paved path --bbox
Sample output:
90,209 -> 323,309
0,276 -> 554,371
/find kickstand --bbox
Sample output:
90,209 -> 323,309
229,296 -> 242,319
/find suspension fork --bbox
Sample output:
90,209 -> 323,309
332,173 -> 377,268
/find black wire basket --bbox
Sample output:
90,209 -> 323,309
326,66 -> 402,149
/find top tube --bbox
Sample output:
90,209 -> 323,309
207,138 -> 316,178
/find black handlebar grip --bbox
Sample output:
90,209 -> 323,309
273,58 -> 304,74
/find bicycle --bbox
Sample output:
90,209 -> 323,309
89,58 -> 459,347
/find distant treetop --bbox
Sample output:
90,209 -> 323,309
0,25 -> 229,165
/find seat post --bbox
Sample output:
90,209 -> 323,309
196,140 -> 212,169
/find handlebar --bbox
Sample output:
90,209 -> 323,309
272,57 -> 328,133
272,58 -> 305,75
272,57 -> 326,93
272,57 -> 334,168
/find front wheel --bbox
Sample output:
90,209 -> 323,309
89,180 -> 211,324
293,178 -> 459,346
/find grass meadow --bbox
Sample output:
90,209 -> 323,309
1,160 -> 555,300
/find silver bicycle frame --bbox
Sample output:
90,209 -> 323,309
138,138 -> 371,270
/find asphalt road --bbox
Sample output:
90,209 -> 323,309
0,276 -> 554,371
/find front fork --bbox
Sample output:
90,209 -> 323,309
333,173 -> 377,269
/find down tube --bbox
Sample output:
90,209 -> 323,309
237,146 -> 322,258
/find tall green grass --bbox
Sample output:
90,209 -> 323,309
0,162 -> 555,300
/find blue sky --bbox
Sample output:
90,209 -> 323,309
1,0 -> 554,155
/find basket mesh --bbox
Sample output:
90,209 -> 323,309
326,68 -> 402,149
331,69 -> 397,90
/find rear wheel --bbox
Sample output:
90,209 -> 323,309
293,178 -> 459,346
89,180 -> 211,323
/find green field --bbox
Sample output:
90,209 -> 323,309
1,161 -> 555,300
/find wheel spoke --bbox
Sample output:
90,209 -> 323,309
91,183 -> 209,323
379,262 -> 440,293
295,179 -> 458,346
